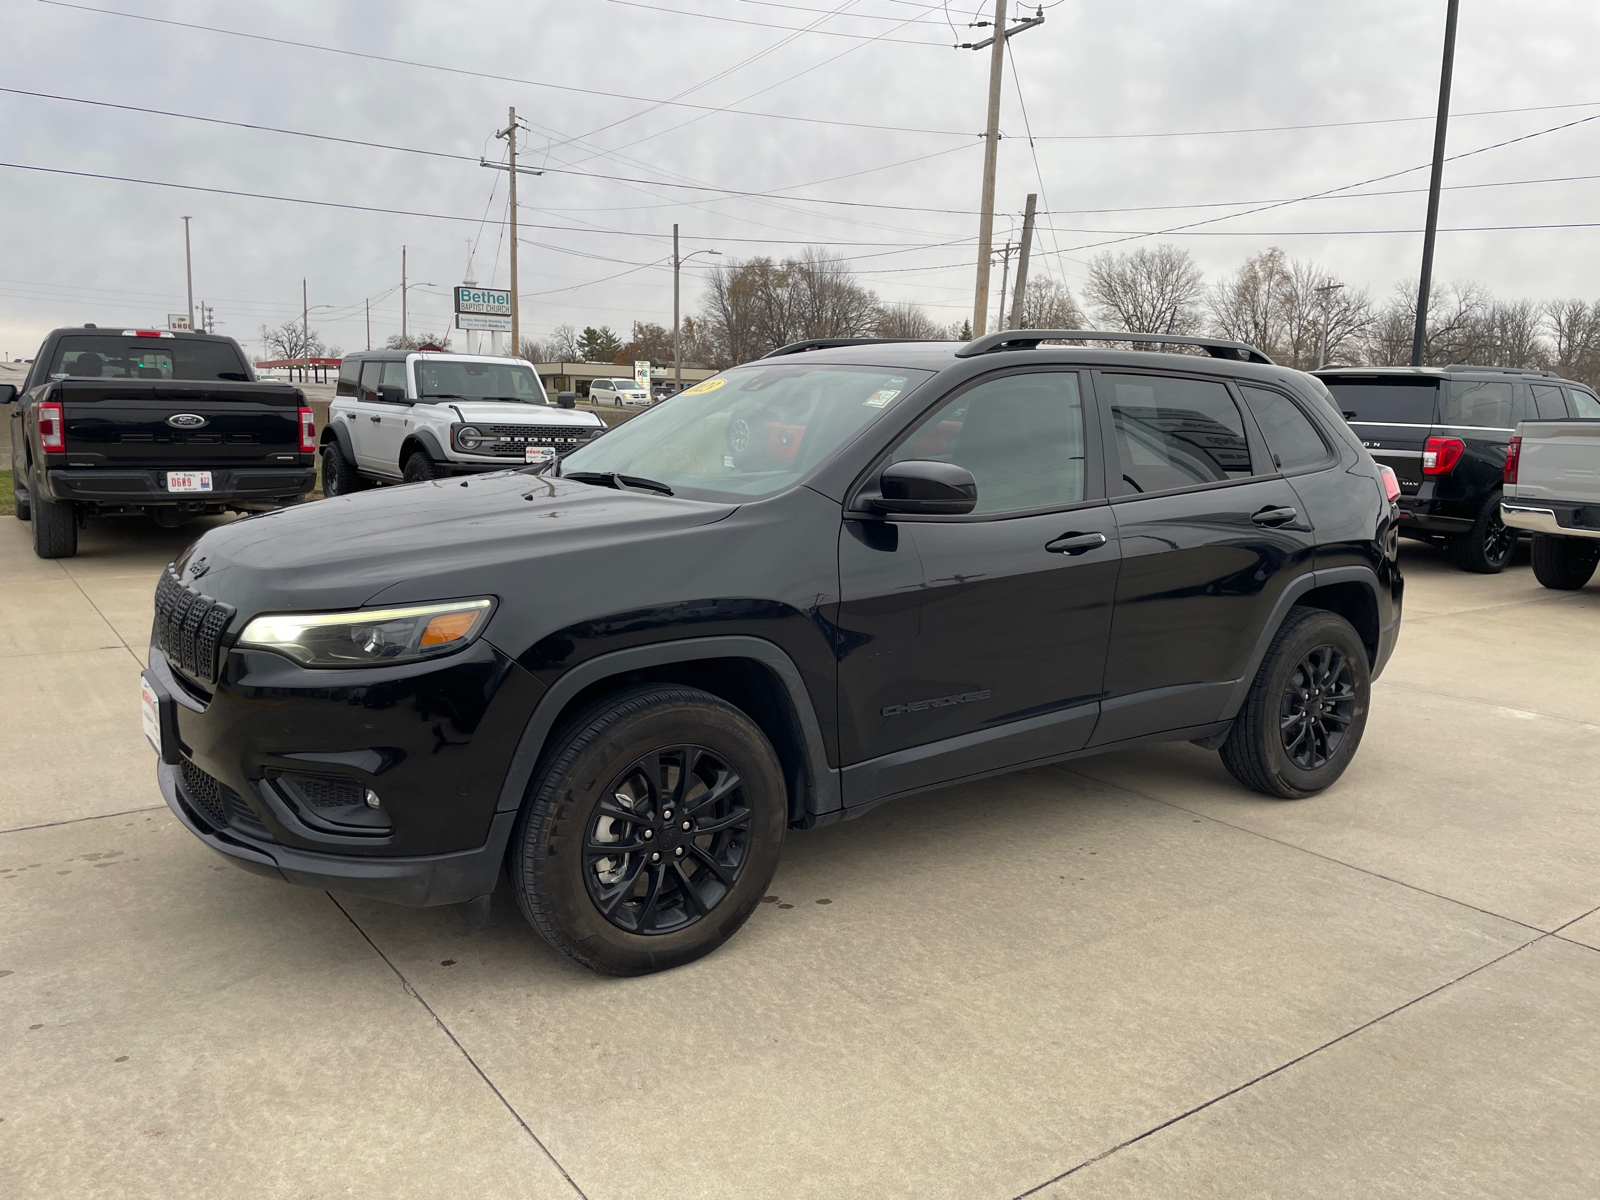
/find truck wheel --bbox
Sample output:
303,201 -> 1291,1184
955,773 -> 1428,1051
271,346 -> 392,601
321,442 -> 368,496
1219,607 -> 1371,800
509,685 -> 787,976
401,452 -> 439,483
31,495 -> 78,559
1530,534 -> 1600,590
1452,491 -> 1516,573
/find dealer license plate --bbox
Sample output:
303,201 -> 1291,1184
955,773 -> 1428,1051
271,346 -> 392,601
166,470 -> 213,493
140,676 -> 163,757
524,446 -> 555,464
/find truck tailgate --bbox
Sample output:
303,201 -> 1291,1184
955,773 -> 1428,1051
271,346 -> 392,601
58,380 -> 304,469
1513,419 -> 1600,505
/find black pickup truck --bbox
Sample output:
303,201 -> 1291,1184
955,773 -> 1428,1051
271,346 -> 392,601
3,326 -> 316,558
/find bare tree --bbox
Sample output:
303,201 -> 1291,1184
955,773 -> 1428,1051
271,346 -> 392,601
875,301 -> 941,339
616,321 -> 674,365
1019,277 -> 1086,330
789,248 -> 879,340
545,323 -> 584,362
1545,299 -> 1600,390
1206,249 -> 1369,368
1364,281 -> 1493,366
1084,245 -> 1205,337
519,336 -> 549,362
385,332 -> 448,351
261,320 -> 326,360
699,249 -> 881,366
1471,300 -> 1549,369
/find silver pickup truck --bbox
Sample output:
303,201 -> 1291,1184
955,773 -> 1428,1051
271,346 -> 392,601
1502,418 -> 1600,589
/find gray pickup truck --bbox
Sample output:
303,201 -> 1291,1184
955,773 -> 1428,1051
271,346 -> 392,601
1502,417 -> 1600,589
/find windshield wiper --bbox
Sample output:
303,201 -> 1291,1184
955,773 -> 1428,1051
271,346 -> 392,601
564,470 -> 674,496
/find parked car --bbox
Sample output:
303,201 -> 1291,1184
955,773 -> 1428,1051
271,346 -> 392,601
1502,412 -> 1600,589
320,351 -> 606,491
145,330 -> 1401,975
1315,365 -> 1600,573
590,377 -> 652,407
4,325 -> 315,559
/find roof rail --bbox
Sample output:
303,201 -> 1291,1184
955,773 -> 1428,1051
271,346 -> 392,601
1443,364 -> 1557,376
955,329 -> 1274,365
760,337 -> 949,359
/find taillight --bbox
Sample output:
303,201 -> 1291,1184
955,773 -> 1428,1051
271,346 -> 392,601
1378,464 -> 1401,503
1421,436 -> 1465,475
1503,436 -> 1521,484
38,400 -> 65,451
298,406 -> 316,453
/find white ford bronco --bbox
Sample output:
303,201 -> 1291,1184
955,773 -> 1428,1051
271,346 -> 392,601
320,351 -> 607,493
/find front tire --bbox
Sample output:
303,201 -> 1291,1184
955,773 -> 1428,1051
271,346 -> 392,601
401,452 -> 439,483
1530,534 -> 1600,590
1452,490 -> 1516,573
31,494 -> 77,559
1219,607 -> 1371,799
509,685 -> 788,976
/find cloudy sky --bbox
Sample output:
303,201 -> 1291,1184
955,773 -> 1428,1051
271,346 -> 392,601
4,0 -> 1598,361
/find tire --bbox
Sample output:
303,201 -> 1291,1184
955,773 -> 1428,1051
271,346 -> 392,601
1219,607 -> 1371,800
1451,490 -> 1516,573
1530,534 -> 1600,590
321,442 -> 368,496
401,451 -> 439,483
31,494 -> 78,559
509,685 -> 788,976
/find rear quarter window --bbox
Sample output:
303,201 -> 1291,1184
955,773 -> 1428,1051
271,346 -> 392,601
1240,386 -> 1331,472
1321,380 -> 1439,426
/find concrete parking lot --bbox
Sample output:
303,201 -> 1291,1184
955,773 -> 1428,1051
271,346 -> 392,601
3,515 -> 1598,1199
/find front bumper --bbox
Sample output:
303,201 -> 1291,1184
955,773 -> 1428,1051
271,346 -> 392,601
47,465 -> 315,505
159,759 -> 516,905
1502,501 -> 1600,541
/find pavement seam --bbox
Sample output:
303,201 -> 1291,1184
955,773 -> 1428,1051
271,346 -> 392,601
1,803 -> 166,836
1376,678 -> 1600,731
1056,764 -> 1552,936
325,893 -> 592,1200
61,572 -> 146,670
1010,933 -> 1548,1199
1396,588 -> 1587,624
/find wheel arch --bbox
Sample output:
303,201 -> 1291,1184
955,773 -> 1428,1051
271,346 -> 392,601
320,418 -> 355,459
493,636 -> 841,830
1220,567 -> 1384,721
400,430 -> 448,467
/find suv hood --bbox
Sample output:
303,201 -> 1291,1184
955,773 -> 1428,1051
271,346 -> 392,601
445,401 -> 604,427
176,473 -> 734,617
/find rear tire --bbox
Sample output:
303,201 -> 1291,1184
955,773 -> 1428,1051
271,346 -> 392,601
31,494 -> 78,559
321,442 -> 369,496
1219,607 -> 1371,800
1452,491 -> 1516,573
509,685 -> 787,976
401,452 -> 439,483
1530,534 -> 1600,590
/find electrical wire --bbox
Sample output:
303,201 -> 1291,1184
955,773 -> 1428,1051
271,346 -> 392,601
605,0 -> 948,44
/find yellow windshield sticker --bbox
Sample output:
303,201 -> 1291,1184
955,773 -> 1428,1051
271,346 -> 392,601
682,377 -> 727,396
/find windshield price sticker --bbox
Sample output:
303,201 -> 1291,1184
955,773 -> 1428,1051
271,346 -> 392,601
166,471 -> 213,493
525,446 -> 556,463
681,378 -> 726,396
864,389 -> 901,408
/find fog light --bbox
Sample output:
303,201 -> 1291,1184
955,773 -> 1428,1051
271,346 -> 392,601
364,789 -> 381,809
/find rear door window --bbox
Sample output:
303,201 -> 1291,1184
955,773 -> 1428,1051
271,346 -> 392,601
1321,380 -> 1438,426
1441,380 -> 1516,430
359,361 -> 382,402
1103,373 -> 1255,493
1240,386 -> 1331,472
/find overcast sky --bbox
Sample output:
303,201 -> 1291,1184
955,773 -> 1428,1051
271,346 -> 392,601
4,0 -> 1598,361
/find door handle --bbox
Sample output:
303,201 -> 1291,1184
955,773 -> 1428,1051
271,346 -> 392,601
1045,531 -> 1108,555
369,416 -> 382,423
1251,506 -> 1298,526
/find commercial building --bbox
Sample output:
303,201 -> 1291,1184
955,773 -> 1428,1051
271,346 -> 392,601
534,361 -> 715,398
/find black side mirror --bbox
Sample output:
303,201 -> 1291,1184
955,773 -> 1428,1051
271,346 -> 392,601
556,391 -> 578,409
0,384 -> 16,404
874,460 -> 977,515
377,385 -> 407,404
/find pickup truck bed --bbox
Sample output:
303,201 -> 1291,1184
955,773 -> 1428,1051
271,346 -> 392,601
1503,417 -> 1600,589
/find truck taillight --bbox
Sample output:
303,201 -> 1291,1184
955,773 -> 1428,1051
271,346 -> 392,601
38,401 -> 65,451
1378,464 -> 1401,503
1503,436 -> 1521,484
1421,435 -> 1465,475
298,407 -> 315,453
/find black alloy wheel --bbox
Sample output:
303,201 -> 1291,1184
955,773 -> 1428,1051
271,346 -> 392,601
321,442 -> 368,496
1278,645 -> 1357,770
1453,491 -> 1516,573
510,684 -> 787,975
583,744 -> 752,935
1220,606 -> 1371,799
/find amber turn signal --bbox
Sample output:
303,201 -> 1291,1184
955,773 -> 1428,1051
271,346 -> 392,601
420,610 -> 482,647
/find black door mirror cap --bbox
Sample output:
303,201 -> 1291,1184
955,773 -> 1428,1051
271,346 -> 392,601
556,391 -> 578,409
873,460 -> 978,516
0,384 -> 16,404
376,385 -> 409,404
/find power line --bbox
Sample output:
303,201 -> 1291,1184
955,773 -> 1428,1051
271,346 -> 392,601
605,0 -> 948,44
740,0 -> 952,26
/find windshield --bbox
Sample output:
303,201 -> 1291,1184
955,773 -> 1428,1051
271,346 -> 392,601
560,362 -> 933,498
416,359 -> 546,403
48,336 -> 251,381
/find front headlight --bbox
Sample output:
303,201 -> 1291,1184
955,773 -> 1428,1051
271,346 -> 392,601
456,425 -> 485,450
237,598 -> 494,668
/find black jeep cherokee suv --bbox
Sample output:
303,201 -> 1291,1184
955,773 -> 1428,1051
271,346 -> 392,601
145,331 -> 1402,975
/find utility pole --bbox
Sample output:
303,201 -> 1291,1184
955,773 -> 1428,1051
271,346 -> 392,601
1316,282 -> 1345,370
365,298 -> 371,351
994,242 -> 1018,333
481,111 -> 543,358
302,278 -> 309,383
182,216 -> 194,329
401,245 -> 407,344
964,3 -> 1044,337
672,230 -> 722,391
1008,193 -> 1038,330
1411,0 -> 1459,367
